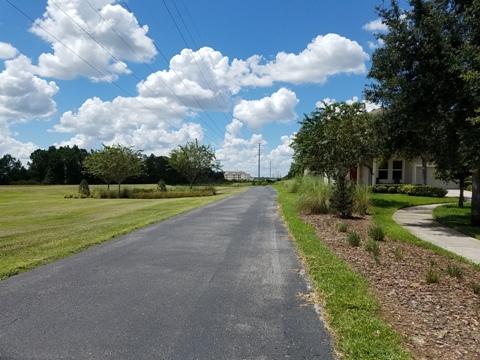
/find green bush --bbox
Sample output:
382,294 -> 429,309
157,179 -> 167,192
331,178 -> 355,217
91,188 -> 117,198
398,184 -> 415,194
399,185 -> 447,197
467,185 -> 473,191
78,179 -> 90,197
387,186 -> 397,194
376,185 -> 388,193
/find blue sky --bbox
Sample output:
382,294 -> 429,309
0,0 -> 400,178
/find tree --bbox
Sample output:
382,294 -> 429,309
83,144 -> 145,196
366,0 -> 480,225
27,145 -> 89,184
0,154 -> 28,184
169,140 -> 220,188
292,102 -> 377,217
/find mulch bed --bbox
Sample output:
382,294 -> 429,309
302,213 -> 480,360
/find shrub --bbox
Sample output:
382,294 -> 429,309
387,186 -> 397,194
78,179 -> 90,197
157,179 -> 167,192
376,185 -> 388,193
331,178 -> 355,217
346,232 -> 361,247
354,185 -> 371,215
398,185 -> 447,197
368,225 -> 385,241
296,176 -> 332,214
91,188 -> 117,198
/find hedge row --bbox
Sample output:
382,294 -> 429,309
370,184 -> 448,197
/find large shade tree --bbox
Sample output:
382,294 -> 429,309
169,140 -> 220,188
366,0 -> 480,225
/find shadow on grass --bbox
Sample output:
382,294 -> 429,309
370,197 -> 411,210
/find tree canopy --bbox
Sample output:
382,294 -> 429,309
83,144 -> 145,196
169,141 -> 220,188
366,0 -> 480,225
292,101 -> 377,181
291,101 -> 378,217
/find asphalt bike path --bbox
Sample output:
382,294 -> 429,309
0,186 -> 335,359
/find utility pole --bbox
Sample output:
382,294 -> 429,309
270,161 -> 271,179
257,143 -> 260,183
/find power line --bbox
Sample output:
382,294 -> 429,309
164,0 -> 250,145
51,0 -> 225,142
5,0 -> 222,148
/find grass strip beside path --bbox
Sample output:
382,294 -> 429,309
276,186 -> 412,360
0,185 -> 247,281
432,202 -> 480,240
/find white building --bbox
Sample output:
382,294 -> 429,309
223,171 -> 253,181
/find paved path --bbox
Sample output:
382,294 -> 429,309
393,199 -> 480,264
0,187 -> 335,360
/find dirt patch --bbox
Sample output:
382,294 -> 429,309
301,213 -> 480,360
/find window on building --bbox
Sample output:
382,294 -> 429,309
378,161 -> 388,180
392,160 -> 402,181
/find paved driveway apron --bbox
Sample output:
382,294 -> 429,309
0,187 -> 334,360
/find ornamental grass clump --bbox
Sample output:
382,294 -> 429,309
346,232 -> 361,247
446,264 -> 463,278
296,176 -> 332,214
354,185 -> 371,215
336,222 -> 348,232
368,225 -> 385,241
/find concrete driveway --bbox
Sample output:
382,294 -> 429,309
0,186 -> 335,360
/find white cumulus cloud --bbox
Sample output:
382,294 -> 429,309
0,42 -> 19,59
0,55 -> 58,120
31,0 -> 156,81
233,88 -> 299,130
363,18 -> 388,32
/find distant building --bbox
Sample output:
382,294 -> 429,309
223,171 -> 253,181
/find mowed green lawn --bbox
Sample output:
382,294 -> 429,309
0,184 -> 247,280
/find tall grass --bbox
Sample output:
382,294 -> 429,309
355,185 -> 372,215
295,176 -> 332,214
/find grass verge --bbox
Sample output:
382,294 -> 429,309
432,202 -> 480,240
0,184 -> 247,281
369,194 -> 478,264
276,186 -> 412,360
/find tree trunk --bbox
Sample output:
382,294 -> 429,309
118,183 -> 121,198
471,169 -> 480,226
421,157 -> 427,185
459,178 -> 465,208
